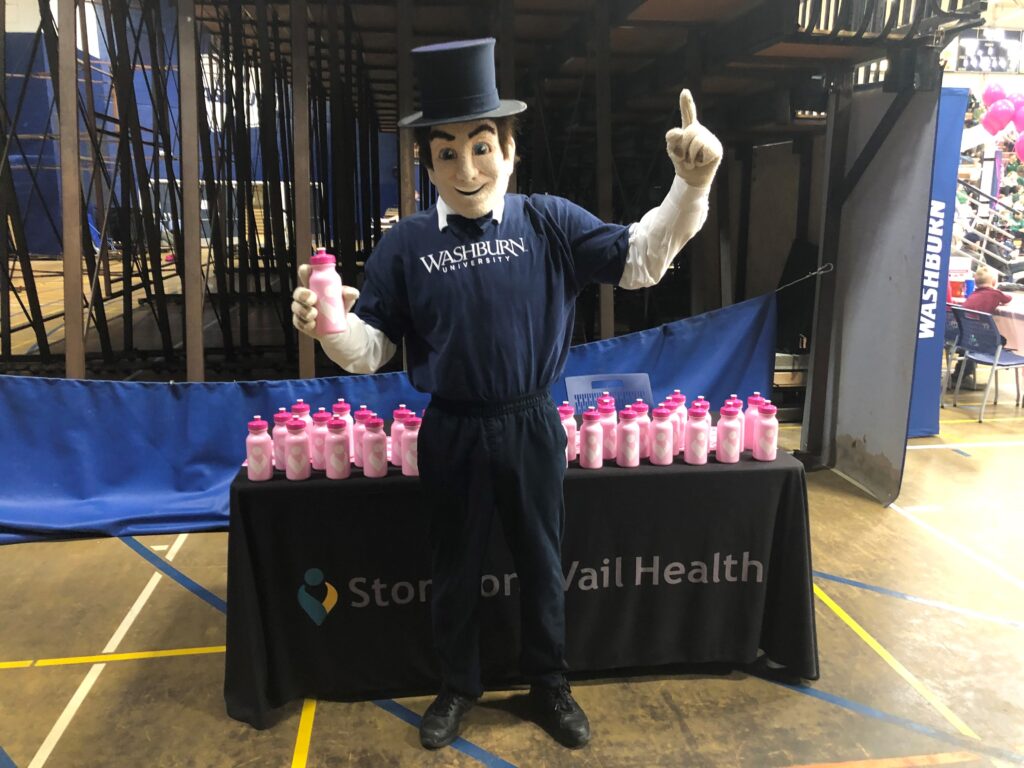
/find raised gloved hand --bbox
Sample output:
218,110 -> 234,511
665,89 -> 722,190
291,263 -> 360,339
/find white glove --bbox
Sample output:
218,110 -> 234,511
665,89 -> 722,190
291,264 -> 396,374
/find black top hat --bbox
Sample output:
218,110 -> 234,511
397,38 -> 527,128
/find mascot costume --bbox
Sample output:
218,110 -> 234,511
292,38 -> 722,750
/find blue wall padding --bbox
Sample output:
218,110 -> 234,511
0,293 -> 774,544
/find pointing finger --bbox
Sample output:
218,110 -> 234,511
680,89 -> 698,129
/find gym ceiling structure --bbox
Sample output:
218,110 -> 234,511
0,0 -> 983,497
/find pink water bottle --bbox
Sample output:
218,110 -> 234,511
597,391 -> 616,410
284,419 -> 311,480
245,416 -> 273,481
632,401 -> 651,458
272,408 -> 290,470
716,405 -> 742,463
668,393 -> 687,454
332,399 -> 354,455
684,405 -> 709,465
650,407 -> 674,465
616,409 -> 640,467
724,394 -> 745,449
291,399 -> 313,427
579,411 -> 604,469
402,416 -> 421,476
744,392 -> 765,451
310,411 -> 331,470
325,418 -> 350,479
352,405 -> 372,467
558,402 -> 577,463
362,417 -> 388,477
391,405 -> 413,467
597,402 -> 617,459
309,248 -> 348,335
753,402 -> 779,461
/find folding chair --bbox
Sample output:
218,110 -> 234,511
951,306 -> 1024,421
940,304 -> 962,408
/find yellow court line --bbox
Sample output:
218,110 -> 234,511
813,585 -> 980,740
939,416 -> 1024,424
291,698 -> 318,768
784,750 -> 979,767
10,645 -> 226,668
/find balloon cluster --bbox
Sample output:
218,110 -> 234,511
981,84 -> 1024,160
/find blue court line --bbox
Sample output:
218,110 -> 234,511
814,570 -> 1024,629
0,747 -> 16,768
758,677 -> 1024,765
953,448 -> 972,457
373,699 -> 517,768
120,537 -> 227,614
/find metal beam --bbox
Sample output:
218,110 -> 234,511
179,0 -> 204,381
58,0 -> 84,377
594,0 -> 614,340
839,86 -> 913,204
293,0 -> 315,378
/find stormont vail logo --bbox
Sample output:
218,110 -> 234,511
297,567 -> 338,626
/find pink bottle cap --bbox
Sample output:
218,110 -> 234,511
291,401 -> 311,415
720,405 -> 741,418
273,411 -> 292,425
354,409 -> 374,423
669,393 -> 686,405
597,394 -> 615,408
725,395 -> 743,409
652,407 -> 672,419
404,416 -> 422,428
248,416 -> 268,431
328,417 -> 348,432
631,402 -> 649,415
286,419 -> 307,432
598,403 -> 616,415
311,248 -> 336,266
557,404 -> 575,419
313,411 -> 332,424
393,407 -> 413,421
758,403 -> 778,416
692,401 -> 710,413
687,404 -> 705,419
582,411 -> 602,422
619,409 -> 638,421
366,417 -> 384,430
695,395 -> 707,403
332,401 -> 351,416
748,392 -> 764,407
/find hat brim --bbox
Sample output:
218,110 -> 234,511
397,99 -> 527,128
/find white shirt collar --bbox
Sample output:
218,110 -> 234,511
436,194 -> 505,232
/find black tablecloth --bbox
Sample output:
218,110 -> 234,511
225,453 -> 818,729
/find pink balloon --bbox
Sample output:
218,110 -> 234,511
986,98 -> 1016,133
1009,92 -> 1024,110
983,83 -> 1006,107
1013,104 -> 1024,132
1016,134 -> 1024,163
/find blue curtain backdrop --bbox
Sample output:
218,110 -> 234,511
0,293 -> 775,544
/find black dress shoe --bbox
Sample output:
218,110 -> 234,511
529,681 -> 591,748
419,690 -> 476,749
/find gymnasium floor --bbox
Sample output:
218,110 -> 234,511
1,381 -> 1022,767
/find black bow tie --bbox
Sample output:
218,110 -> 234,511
445,212 -> 494,233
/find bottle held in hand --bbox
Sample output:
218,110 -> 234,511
308,248 -> 348,335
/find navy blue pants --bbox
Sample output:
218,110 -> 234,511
418,391 -> 568,698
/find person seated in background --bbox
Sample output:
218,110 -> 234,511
950,266 -> 1011,390
964,266 -> 1011,313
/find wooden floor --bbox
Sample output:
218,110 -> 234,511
1,383 -> 1022,767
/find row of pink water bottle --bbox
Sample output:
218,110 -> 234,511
245,398 -> 423,482
558,389 -> 778,469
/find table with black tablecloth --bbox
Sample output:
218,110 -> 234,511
225,453 -> 818,729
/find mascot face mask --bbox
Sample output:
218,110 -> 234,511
425,119 -> 516,219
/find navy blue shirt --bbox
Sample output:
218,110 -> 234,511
355,193 -> 629,401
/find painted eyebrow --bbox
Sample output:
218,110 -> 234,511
429,129 -> 456,142
468,124 -> 497,138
